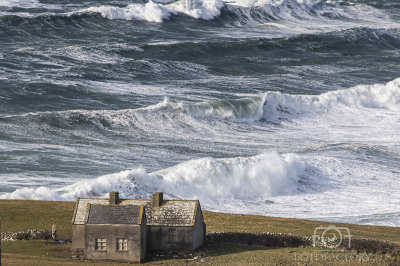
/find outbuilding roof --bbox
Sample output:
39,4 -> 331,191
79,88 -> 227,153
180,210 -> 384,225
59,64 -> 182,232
72,197 -> 199,227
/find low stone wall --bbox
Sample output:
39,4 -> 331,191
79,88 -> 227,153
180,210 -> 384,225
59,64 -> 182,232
206,231 -> 310,247
1,229 -> 51,241
206,232 -> 400,256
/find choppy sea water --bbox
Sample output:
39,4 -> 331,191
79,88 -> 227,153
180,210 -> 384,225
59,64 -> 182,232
1,0 -> 400,226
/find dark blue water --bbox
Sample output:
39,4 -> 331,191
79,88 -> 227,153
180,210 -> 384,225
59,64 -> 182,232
1,0 -> 400,226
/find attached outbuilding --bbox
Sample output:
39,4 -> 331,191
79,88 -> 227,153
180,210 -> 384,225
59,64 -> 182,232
71,191 -> 206,261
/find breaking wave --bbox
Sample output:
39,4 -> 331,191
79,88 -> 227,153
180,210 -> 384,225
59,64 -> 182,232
263,78 -> 400,119
1,0 -> 396,27
187,95 -> 265,121
75,0 -> 223,22
81,0 -> 387,24
85,2 -> 175,23
0,152 -> 305,201
1,78 -> 399,137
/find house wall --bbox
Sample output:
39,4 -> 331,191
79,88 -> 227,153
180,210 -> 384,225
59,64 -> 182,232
85,224 -> 144,261
147,226 -> 193,250
72,224 -> 85,250
140,216 -> 147,260
193,205 -> 205,250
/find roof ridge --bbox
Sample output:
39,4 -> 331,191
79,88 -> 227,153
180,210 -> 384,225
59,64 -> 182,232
73,197 -> 198,226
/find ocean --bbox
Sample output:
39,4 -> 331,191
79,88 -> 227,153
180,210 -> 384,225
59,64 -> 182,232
0,0 -> 399,226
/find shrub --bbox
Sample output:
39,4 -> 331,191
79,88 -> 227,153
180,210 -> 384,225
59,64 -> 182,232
16,232 -> 30,240
33,230 -> 51,240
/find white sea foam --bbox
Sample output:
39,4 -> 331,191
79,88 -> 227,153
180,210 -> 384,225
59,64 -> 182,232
173,0 -> 223,20
0,0 -> 39,8
0,0 -> 62,13
3,0 -> 399,37
1,79 -> 400,226
86,2 -> 174,23
264,78 -> 400,119
162,78 -> 400,122
226,0 -> 321,8
3,151 -> 400,226
1,186 -> 65,201
82,81 -> 166,96
0,152 -> 305,201
85,0 -> 223,22
13,44 -> 130,65
187,94 -> 265,122
1,78 -> 398,142
84,0 -> 319,23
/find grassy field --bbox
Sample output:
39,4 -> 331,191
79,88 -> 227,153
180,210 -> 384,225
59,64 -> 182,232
1,199 -> 399,265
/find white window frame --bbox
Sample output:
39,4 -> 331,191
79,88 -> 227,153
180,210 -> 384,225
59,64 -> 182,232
95,238 -> 107,251
117,238 -> 128,251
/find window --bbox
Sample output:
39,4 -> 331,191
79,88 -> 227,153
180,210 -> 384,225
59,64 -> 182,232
169,228 -> 176,242
95,238 -> 106,251
117,238 -> 128,251
141,238 -> 143,249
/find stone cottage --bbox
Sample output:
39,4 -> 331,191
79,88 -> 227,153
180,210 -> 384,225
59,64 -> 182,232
71,191 -> 206,261
84,204 -> 146,261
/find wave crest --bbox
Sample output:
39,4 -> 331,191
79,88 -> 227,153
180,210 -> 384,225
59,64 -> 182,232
2,79 -> 399,134
264,78 -> 400,118
86,1 -> 175,23
0,152 -> 305,201
187,94 -> 266,122
85,0 -> 223,22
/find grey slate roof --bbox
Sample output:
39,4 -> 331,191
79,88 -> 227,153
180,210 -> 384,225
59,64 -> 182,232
73,198 -> 199,226
86,205 -> 142,225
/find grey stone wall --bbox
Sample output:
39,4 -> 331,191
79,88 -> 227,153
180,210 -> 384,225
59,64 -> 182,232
140,217 -> 147,260
193,204 -> 205,250
147,226 -> 193,250
72,224 -> 85,250
1,229 -> 51,241
85,224 -> 144,261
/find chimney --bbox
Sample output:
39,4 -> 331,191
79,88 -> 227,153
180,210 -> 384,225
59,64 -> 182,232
153,192 -> 163,208
109,191 -> 119,205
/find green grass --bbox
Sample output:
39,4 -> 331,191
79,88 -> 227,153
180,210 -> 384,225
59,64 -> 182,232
1,200 -> 399,265
0,200 -> 75,237
203,211 -> 400,242
1,200 -> 399,242
1,240 -> 70,257
2,241 -> 399,265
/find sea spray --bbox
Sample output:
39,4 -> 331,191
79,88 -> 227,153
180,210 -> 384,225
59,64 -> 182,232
263,78 -> 400,119
187,94 -> 266,122
2,0 -> 400,227
85,0 -> 223,22
86,1 -> 175,23
0,152 -> 305,201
